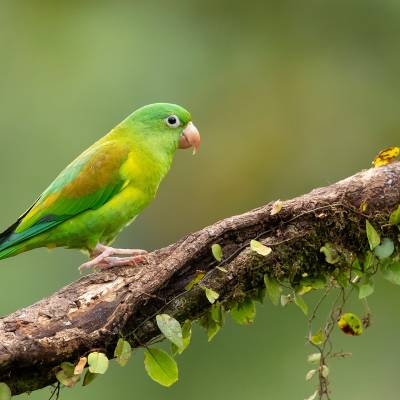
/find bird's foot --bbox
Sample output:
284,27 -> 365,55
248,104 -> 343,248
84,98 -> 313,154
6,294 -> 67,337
79,244 -> 148,273
93,255 -> 147,270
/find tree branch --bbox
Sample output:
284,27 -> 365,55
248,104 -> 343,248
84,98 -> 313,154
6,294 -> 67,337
2,163 -> 400,394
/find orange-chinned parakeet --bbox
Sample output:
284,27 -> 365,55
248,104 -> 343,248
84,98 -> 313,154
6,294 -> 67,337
0,103 -> 200,271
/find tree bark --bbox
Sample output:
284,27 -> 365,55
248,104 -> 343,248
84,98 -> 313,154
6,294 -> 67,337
1,163 -> 400,394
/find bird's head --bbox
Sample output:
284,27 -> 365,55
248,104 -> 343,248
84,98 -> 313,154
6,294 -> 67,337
128,103 -> 201,154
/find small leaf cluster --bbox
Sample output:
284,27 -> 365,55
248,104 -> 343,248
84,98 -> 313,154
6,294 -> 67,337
56,351 -> 110,388
316,213 -> 400,302
352,217 -> 400,299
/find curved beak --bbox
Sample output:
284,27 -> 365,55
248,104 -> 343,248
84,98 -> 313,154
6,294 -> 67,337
178,121 -> 201,155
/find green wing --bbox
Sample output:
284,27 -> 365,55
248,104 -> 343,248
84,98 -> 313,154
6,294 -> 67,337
0,140 -> 130,251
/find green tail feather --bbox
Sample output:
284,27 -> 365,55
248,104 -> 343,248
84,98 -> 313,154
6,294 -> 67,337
0,214 -> 59,261
0,203 -> 35,260
0,245 -> 23,260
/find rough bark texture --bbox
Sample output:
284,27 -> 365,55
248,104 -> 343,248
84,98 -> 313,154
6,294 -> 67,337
2,163 -> 400,394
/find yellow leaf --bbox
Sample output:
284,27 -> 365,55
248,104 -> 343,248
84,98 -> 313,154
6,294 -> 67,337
338,313 -> 362,336
310,329 -> 325,345
88,352 -> 109,374
360,201 -> 368,213
200,286 -> 219,304
250,240 -> 272,256
74,356 -> 87,375
185,271 -> 205,291
211,244 -> 223,262
372,147 -> 400,168
271,200 -> 283,216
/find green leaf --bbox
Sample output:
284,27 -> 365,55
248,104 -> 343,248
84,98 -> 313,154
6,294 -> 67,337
207,320 -> 221,342
363,251 -> 375,272
56,362 -> 80,387
61,361 -> 75,374
310,329 -> 325,345
181,320 -> 192,349
172,320 -> 192,355
156,314 -> 184,349
296,285 -> 312,295
338,313 -> 362,336
250,240 -> 272,256
333,268 -> 349,288
185,271 -> 205,291
381,260 -> 400,285
389,205 -> 400,225
198,312 -> 221,342
374,238 -> 395,260
366,220 -> 380,250
294,294 -> 308,315
87,352 -> 109,375
114,338 -> 132,367
0,384 -> 11,400
320,242 -> 340,264
82,370 -> 98,386
352,257 -> 363,273
200,286 -> 220,304
210,302 -> 224,326
310,277 -> 327,289
231,298 -> 256,325
264,275 -> 281,306
253,286 -> 267,303
357,280 -> 375,299
59,361 -> 75,375
144,348 -> 178,387
211,244 -> 223,262
300,276 -> 327,290
171,343 -> 179,357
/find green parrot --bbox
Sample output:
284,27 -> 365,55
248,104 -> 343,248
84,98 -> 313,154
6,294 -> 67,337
0,103 -> 200,271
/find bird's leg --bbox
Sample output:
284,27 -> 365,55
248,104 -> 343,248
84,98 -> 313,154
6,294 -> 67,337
79,244 -> 148,273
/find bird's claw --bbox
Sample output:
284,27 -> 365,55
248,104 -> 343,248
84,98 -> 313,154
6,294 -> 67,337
93,254 -> 148,271
79,244 -> 148,273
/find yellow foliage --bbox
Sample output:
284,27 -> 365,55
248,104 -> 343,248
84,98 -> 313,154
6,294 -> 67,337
372,147 -> 400,167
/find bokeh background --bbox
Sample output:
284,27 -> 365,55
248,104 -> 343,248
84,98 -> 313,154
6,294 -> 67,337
1,0 -> 400,398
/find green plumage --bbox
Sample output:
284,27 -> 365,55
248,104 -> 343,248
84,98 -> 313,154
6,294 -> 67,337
0,103 -> 192,260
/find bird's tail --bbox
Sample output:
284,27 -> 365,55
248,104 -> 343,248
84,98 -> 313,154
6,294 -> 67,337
0,206 -> 35,261
0,245 -> 22,260
0,220 -> 29,260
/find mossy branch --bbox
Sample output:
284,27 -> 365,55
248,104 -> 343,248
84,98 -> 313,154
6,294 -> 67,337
1,162 -> 400,394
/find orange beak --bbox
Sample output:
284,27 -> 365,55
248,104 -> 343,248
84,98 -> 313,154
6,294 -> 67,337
178,121 -> 201,155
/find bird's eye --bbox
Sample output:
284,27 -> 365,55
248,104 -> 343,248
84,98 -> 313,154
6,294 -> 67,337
165,115 -> 180,128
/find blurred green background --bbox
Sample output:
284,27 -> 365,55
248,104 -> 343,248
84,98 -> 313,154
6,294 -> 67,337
1,0 -> 400,398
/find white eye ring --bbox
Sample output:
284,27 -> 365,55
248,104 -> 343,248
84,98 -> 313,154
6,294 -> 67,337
165,115 -> 180,128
